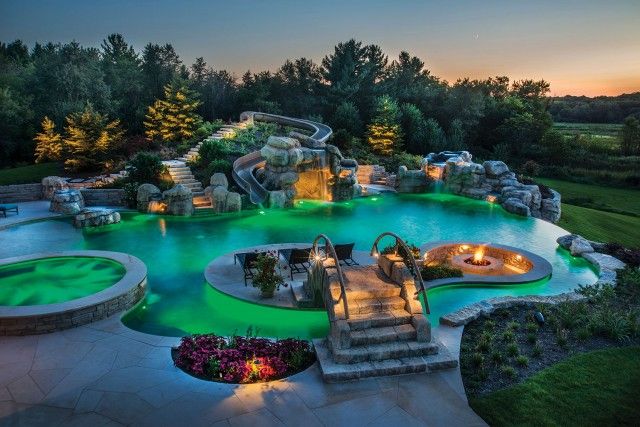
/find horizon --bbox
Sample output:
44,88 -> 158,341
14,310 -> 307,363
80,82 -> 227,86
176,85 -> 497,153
1,0 -> 639,97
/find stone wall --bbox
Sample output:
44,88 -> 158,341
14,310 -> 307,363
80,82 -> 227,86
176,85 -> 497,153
0,183 -> 43,203
80,189 -> 125,206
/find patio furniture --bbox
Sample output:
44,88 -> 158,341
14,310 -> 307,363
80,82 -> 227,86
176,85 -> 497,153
0,204 -> 19,218
279,247 -> 313,279
334,243 -> 358,266
234,251 -> 265,286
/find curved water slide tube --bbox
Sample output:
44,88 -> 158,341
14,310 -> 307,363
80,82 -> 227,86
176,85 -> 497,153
232,111 -> 333,204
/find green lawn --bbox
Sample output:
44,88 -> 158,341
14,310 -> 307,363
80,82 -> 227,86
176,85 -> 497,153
555,204 -> 640,248
536,178 -> 640,217
553,122 -> 623,138
470,347 -> 640,427
0,163 -> 62,185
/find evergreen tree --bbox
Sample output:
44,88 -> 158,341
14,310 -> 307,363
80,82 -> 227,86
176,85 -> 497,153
63,104 -> 124,171
332,101 -> 362,136
144,82 -> 202,143
34,116 -> 62,163
366,95 -> 402,155
400,103 -> 429,154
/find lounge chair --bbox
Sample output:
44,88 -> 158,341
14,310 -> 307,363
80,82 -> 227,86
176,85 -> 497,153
334,243 -> 358,266
0,204 -> 19,218
234,251 -> 265,286
279,247 -> 312,279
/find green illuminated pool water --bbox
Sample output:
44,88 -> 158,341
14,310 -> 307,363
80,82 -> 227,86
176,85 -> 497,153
2,193 -> 597,338
0,257 -> 126,306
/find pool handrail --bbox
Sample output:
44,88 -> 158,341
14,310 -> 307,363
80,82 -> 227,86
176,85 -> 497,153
311,233 -> 350,320
370,231 -> 430,314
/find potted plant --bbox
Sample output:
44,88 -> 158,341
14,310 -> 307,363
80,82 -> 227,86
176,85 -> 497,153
252,252 -> 285,298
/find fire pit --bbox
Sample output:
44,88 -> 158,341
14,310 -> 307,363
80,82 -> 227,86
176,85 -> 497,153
450,246 -> 505,275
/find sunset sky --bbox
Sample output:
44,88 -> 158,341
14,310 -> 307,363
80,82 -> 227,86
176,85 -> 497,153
1,0 -> 639,96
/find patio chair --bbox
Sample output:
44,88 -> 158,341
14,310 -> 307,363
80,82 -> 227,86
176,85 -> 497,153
234,251 -> 265,286
279,247 -> 312,279
0,204 -> 19,218
334,243 -> 358,266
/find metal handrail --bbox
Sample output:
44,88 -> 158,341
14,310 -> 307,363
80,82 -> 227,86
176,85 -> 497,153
311,233 -> 350,319
370,231 -> 430,314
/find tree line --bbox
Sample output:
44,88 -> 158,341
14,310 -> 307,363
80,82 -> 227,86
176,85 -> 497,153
1,34 -> 638,173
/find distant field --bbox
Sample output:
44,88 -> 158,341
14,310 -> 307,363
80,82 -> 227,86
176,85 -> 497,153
0,163 -> 62,186
553,122 -> 623,138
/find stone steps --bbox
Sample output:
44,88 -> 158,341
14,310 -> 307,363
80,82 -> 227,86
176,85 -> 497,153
350,324 -> 416,346
329,339 -> 438,364
314,339 -> 457,382
346,310 -> 413,330
352,296 -> 406,315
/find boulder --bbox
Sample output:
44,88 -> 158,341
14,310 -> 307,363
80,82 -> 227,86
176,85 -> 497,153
266,135 -> 298,150
162,184 -> 193,216
73,208 -> 120,228
260,144 -> 289,167
278,171 -> 299,187
556,234 -> 576,250
210,173 -> 228,189
41,176 -> 69,200
540,189 -> 561,223
50,189 -> 85,214
570,236 -> 594,256
212,186 -> 229,213
268,190 -> 287,208
395,166 -> 428,193
502,197 -> 531,216
483,161 -> 509,178
225,192 -> 242,212
136,184 -> 161,212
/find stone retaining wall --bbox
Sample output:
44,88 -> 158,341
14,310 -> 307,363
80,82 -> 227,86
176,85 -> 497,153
0,183 -> 43,203
0,280 -> 145,335
80,189 -> 125,206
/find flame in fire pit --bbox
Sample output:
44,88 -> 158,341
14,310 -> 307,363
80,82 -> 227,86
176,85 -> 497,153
473,247 -> 485,263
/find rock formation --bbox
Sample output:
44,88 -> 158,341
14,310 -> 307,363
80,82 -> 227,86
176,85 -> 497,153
49,189 -> 85,214
73,208 -> 121,228
203,173 -> 242,213
136,184 -> 162,212
162,184 -> 194,216
41,176 -> 69,200
422,151 -> 562,223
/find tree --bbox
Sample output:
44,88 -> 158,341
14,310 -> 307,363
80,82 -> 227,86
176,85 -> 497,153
366,95 -> 402,155
331,101 -> 362,136
144,82 -> 202,143
63,104 -> 124,171
274,58 -> 323,117
400,103 -> 429,154
447,119 -> 466,151
383,51 -> 442,108
621,116 -> 640,155
321,39 -> 387,121
424,118 -> 447,153
101,34 -> 144,133
141,43 -> 181,103
34,116 -> 62,163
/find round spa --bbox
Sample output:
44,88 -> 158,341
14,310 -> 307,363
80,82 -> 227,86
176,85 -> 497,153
0,251 -> 146,335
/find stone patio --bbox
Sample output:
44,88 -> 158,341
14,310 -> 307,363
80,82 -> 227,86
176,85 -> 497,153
0,315 -> 486,426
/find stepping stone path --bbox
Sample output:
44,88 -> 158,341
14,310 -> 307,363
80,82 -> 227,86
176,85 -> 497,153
314,265 -> 457,382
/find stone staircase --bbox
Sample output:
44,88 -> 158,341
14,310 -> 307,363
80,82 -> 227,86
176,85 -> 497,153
164,121 -> 249,210
313,264 -> 457,382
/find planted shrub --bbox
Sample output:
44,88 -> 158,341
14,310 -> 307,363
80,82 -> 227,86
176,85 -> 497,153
556,328 -> 569,347
506,343 -> 519,357
127,152 -> 171,189
491,351 -> 504,365
506,321 -> 520,331
501,365 -> 517,379
471,352 -> 484,367
502,330 -> 516,343
525,322 -> 539,334
420,265 -> 463,281
515,355 -> 529,367
173,334 -> 315,383
526,332 -> 537,344
532,343 -> 543,358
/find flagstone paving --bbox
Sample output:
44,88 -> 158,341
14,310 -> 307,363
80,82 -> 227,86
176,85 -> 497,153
0,315 -> 486,426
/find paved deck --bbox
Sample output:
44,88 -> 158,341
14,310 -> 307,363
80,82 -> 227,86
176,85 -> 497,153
0,315 -> 486,426
0,201 -> 60,230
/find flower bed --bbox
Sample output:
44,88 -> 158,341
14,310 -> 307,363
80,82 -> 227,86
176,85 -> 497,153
172,334 -> 316,383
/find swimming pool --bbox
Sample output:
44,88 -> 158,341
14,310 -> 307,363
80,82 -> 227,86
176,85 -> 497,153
0,256 -> 126,306
1,193 -> 597,338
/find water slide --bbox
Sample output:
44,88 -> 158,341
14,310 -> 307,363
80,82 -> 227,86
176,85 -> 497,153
232,111 -> 333,204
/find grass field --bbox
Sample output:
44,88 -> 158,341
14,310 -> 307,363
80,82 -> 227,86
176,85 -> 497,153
535,178 -> 640,247
0,163 -> 62,186
536,178 -> 640,217
470,347 -> 640,427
